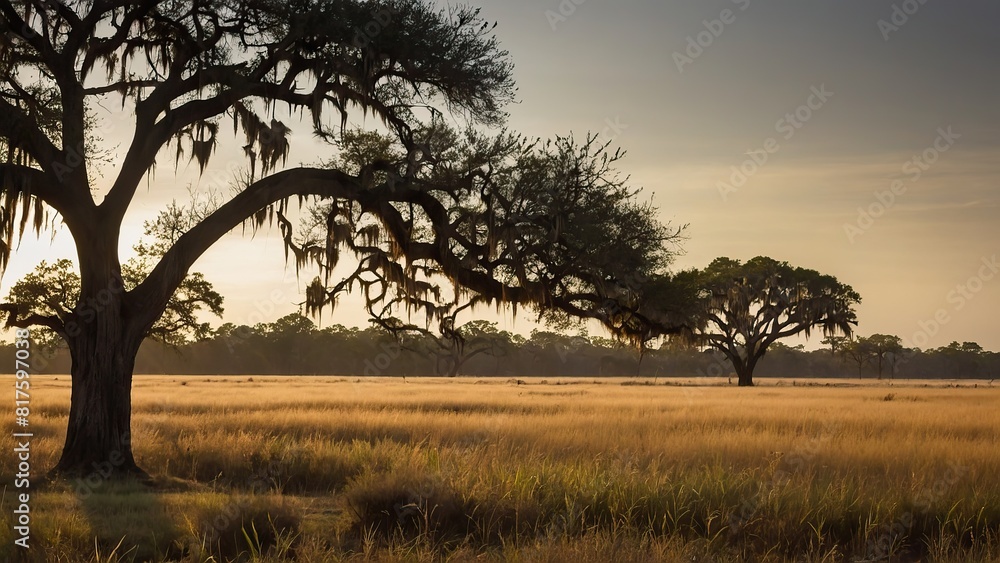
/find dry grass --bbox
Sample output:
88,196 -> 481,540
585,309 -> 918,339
1,375 -> 998,562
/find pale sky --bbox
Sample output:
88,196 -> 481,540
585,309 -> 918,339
3,1 -> 998,351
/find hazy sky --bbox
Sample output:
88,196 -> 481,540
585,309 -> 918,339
3,1 -> 998,351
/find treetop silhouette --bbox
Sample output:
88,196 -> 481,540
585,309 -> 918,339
0,0 -> 685,476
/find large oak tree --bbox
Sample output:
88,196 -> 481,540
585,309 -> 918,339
0,0 -> 685,477
674,256 -> 860,386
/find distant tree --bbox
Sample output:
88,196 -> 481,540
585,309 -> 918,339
934,341 -> 985,378
382,309 -> 511,377
867,334 -> 903,379
754,341 -> 813,379
264,313 -> 320,372
268,313 -> 317,336
675,256 -> 860,386
456,320 -> 514,376
821,335 -> 850,357
843,337 -> 875,378
522,329 -> 591,374
959,341 -> 984,354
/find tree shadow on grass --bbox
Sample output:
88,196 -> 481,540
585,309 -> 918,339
76,476 -> 185,562
0,474 -> 184,563
76,475 -> 302,562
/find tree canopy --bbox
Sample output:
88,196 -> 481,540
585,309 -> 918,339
1,0 -> 683,346
673,256 -> 860,386
0,0 -> 686,476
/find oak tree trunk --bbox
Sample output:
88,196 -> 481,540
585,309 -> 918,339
737,368 -> 754,387
736,355 -> 759,387
53,231 -> 148,479
55,326 -> 144,478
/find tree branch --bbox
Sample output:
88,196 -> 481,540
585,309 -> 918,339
99,64 -> 296,223
83,79 -> 163,96
128,167 -> 364,333
0,303 -> 65,335
77,0 -> 160,80
0,2 -> 58,66
0,162 -> 77,219
0,98 -> 61,173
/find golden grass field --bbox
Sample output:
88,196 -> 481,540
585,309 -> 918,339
1,375 -> 999,562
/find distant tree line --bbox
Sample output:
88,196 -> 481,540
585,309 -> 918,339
4,314 -> 997,380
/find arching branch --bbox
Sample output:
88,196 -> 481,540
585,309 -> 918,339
0,303 -> 66,336
0,98 -> 61,173
0,2 -> 58,66
128,167 -> 364,333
